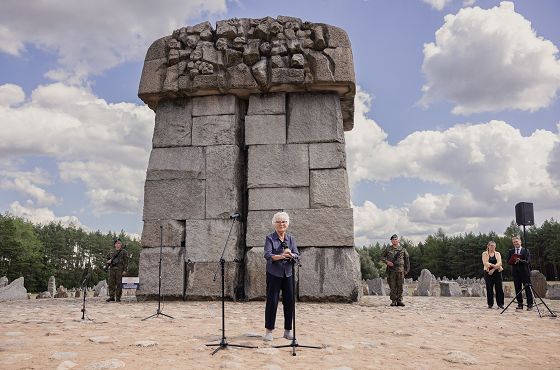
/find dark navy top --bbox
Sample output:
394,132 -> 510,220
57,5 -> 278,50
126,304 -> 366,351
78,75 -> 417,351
263,232 -> 299,278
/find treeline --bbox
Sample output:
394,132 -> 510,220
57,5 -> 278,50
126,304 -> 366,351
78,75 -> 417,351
357,219 -> 560,281
0,213 -> 140,293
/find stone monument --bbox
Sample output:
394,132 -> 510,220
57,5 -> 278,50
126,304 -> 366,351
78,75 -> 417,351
137,16 -> 360,301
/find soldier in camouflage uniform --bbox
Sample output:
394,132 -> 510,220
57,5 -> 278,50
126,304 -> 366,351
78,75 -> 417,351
382,234 -> 410,307
106,237 -> 129,302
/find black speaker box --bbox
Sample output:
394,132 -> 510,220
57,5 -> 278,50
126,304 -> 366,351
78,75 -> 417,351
515,202 -> 534,226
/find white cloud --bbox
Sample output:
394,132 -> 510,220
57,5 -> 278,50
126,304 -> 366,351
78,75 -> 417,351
8,201 -> 86,229
0,168 -> 58,205
59,161 -> 145,214
0,82 -> 154,214
346,88 -> 560,245
419,1 -> 560,114
422,0 -> 452,11
0,0 -> 227,82
0,83 -> 25,107
0,25 -> 23,55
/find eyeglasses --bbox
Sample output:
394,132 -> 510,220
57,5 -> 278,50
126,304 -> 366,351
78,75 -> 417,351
275,221 -> 288,224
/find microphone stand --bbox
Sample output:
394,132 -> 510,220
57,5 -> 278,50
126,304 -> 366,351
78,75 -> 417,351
80,260 -> 93,321
143,224 -> 174,320
274,256 -> 322,356
206,215 -> 257,355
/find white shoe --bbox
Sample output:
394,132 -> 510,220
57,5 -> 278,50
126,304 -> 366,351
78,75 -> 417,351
283,330 -> 294,340
263,331 -> 273,341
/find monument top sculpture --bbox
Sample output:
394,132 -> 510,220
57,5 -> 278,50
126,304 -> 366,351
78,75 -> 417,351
138,16 -> 356,130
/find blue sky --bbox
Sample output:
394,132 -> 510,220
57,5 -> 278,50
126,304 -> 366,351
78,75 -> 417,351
0,0 -> 558,245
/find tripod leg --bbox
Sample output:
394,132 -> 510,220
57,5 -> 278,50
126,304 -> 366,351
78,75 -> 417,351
500,288 -> 525,314
530,285 -> 557,317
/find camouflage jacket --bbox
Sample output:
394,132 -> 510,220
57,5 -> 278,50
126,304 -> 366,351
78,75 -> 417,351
382,245 -> 410,273
106,248 -> 129,270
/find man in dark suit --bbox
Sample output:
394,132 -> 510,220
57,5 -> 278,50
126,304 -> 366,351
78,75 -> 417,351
506,236 -> 533,310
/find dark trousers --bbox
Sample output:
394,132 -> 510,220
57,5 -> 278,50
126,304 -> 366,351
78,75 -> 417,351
387,270 -> 404,302
512,267 -> 533,306
265,272 -> 293,331
484,271 -> 504,307
108,267 -> 123,299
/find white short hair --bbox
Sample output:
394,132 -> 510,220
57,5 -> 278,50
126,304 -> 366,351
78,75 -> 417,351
271,211 -> 290,226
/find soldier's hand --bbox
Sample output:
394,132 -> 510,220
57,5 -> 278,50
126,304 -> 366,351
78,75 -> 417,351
122,271 -> 127,277
386,261 -> 394,267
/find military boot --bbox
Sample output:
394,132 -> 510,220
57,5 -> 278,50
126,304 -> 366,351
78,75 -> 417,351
396,301 -> 405,307
390,301 -> 396,306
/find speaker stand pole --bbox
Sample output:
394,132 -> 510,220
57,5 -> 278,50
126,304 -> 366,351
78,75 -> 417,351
143,224 -> 174,320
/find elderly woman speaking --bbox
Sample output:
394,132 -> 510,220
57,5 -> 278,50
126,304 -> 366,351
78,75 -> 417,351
263,211 -> 299,342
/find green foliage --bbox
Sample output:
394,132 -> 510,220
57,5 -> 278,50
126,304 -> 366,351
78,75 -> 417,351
356,247 -> 379,280
0,214 -> 47,291
0,213 -> 141,292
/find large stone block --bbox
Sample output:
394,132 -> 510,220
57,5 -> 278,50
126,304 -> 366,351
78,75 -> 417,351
309,143 -> 346,169
185,261 -> 241,299
138,58 -> 166,97
192,73 -> 226,90
144,36 -> 172,61
0,277 -> 27,300
246,210 -> 277,248
306,50 -> 334,82
247,93 -> 286,115
440,281 -> 462,297
530,270 -> 547,298
185,219 -> 242,262
247,144 -> 309,188
146,147 -> 205,180
152,98 -> 192,148
324,25 -> 351,48
138,247 -> 184,298
143,179 -> 205,220
288,208 -> 353,247
227,63 -> 258,89
192,95 -> 237,116
246,208 -> 354,247
310,169 -> 350,208
192,115 -> 240,146
323,47 -> 355,83
244,247 -> 266,300
366,278 -> 386,296
270,68 -> 304,84
206,145 -> 243,218
298,247 -> 361,302
245,114 -> 286,145
287,93 -> 344,144
249,187 -> 309,210
141,220 -> 185,248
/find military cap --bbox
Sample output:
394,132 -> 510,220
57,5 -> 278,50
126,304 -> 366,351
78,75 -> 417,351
390,234 -> 398,240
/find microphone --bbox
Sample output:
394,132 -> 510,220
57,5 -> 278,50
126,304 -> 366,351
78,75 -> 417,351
230,212 -> 241,219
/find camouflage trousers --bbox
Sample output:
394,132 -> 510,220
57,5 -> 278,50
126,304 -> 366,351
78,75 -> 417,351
108,267 -> 124,299
387,270 -> 404,302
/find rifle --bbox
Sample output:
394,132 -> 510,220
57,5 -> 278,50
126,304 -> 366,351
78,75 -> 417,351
104,249 -> 123,272
387,248 -> 403,271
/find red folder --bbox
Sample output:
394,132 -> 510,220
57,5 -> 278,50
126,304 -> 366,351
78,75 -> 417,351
508,253 -> 521,265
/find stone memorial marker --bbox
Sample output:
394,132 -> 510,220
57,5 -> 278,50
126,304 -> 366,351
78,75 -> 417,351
137,16 -> 360,301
